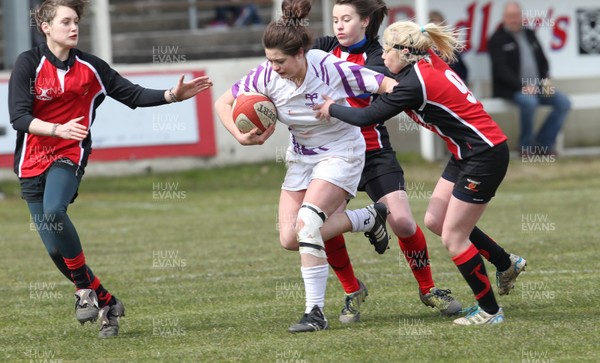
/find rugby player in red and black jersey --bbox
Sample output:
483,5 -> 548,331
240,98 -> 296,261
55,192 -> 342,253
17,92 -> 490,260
313,0 -> 461,323
316,20 -> 527,325
9,0 -> 212,337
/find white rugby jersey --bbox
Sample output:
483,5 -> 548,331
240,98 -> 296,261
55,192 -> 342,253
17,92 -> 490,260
232,49 -> 384,155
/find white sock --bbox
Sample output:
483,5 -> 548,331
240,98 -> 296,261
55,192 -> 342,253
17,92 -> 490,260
345,207 -> 375,232
301,264 -> 329,314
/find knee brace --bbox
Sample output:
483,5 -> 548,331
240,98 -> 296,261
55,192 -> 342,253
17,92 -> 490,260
297,203 -> 327,259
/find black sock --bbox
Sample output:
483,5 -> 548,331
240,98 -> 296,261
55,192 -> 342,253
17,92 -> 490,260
70,266 -> 92,289
452,244 -> 499,315
95,285 -> 115,308
470,227 -> 511,271
64,252 -> 93,289
48,249 -> 72,281
90,275 -> 115,308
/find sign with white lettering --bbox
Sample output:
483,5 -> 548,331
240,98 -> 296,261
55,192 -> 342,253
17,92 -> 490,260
385,0 -> 600,80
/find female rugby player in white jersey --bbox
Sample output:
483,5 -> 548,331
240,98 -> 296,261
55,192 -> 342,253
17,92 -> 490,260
215,0 -> 396,333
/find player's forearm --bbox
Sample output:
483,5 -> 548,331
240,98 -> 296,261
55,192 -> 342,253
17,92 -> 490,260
108,75 -> 168,108
215,90 -> 242,138
27,118 -> 58,136
330,96 -> 399,126
27,118 -> 87,140
163,89 -> 176,104
378,77 -> 398,94
131,88 -> 170,107
330,104 -> 374,126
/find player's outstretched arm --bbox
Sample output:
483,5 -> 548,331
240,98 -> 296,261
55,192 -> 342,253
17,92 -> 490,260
164,74 -> 213,103
315,93 -> 400,127
214,89 -> 274,146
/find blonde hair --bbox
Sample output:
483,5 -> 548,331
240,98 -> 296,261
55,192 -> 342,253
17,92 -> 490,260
382,21 -> 463,64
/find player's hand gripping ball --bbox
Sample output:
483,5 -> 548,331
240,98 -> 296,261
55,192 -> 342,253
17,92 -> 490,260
232,92 -> 277,133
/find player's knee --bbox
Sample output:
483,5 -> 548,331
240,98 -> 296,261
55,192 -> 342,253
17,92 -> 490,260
279,236 -> 299,251
43,203 -> 67,219
388,214 -> 416,238
439,235 -> 453,252
440,227 -> 471,255
295,203 -> 326,238
440,228 -> 458,249
441,235 -> 465,255
296,203 -> 327,258
424,213 -> 442,236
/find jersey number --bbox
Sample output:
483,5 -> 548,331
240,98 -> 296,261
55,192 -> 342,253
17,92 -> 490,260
445,70 -> 477,104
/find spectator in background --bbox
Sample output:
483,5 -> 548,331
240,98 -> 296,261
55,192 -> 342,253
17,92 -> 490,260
488,1 -> 571,155
209,2 -> 262,28
30,0 -> 46,46
429,10 -> 468,83
0,124 -> 4,200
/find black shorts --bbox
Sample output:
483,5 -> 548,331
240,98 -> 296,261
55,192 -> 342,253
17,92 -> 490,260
358,148 -> 406,202
441,142 -> 509,204
19,158 -> 83,203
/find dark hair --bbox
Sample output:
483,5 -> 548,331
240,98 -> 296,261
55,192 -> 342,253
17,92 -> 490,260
34,0 -> 88,36
263,0 -> 313,56
335,0 -> 388,40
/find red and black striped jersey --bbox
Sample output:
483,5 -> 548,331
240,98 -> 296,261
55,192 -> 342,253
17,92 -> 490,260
313,36 -> 391,152
9,43 -> 168,178
330,50 -> 507,159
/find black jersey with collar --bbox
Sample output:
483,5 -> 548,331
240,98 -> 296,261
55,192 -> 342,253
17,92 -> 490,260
330,50 -> 508,160
9,43 -> 168,177
314,36 -> 392,152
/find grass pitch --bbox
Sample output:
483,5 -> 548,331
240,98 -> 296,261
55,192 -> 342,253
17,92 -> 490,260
1,156 -> 599,362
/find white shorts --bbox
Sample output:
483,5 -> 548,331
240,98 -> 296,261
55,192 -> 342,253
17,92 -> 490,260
282,141 -> 366,197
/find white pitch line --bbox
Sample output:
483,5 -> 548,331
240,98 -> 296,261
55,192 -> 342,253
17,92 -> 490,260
426,269 -> 600,277
524,269 -> 600,275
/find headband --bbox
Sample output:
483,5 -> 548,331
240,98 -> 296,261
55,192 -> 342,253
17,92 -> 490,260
392,44 -> 429,56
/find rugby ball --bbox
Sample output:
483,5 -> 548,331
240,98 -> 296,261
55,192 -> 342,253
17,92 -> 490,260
232,92 -> 277,133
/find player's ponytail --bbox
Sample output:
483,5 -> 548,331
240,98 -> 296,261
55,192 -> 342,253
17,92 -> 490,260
335,0 -> 389,40
263,0 -> 313,56
422,23 -> 463,62
383,21 -> 463,64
